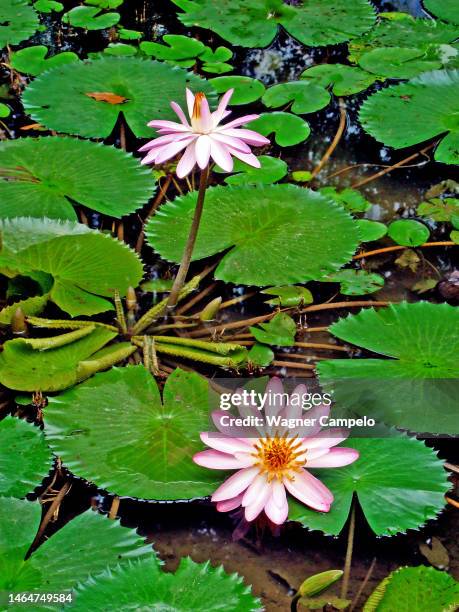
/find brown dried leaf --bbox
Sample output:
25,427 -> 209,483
419,537 -> 450,570
20,123 -> 46,131
85,91 -> 128,104
395,248 -> 420,273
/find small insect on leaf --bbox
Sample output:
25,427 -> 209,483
85,91 -> 128,104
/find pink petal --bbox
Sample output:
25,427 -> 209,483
193,449 -> 253,470
306,447 -> 359,468
195,135 -> 211,169
228,148 -> 261,168
303,429 -> 349,449
271,478 -> 287,508
283,469 -> 333,512
186,88 -> 195,118
242,473 -> 269,507
216,493 -> 244,513
220,114 -> 260,130
147,120 -> 189,131
211,133 -> 251,154
222,128 -> 270,146
154,135 -> 195,164
244,479 -> 271,521
210,138 -> 234,172
264,377 -> 286,419
212,88 -> 234,126
138,132 -> 191,152
176,141 -> 197,178
211,466 -> 259,502
170,101 -> 190,127
200,432 -> 253,455
198,95 -> 213,132
264,491 -> 289,525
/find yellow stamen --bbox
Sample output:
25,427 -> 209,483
192,92 -> 206,120
253,435 -> 305,481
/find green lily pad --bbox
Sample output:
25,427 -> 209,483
324,269 -> 385,295
117,27 -> 142,40
44,366 -> 223,500
145,184 -> 360,286
317,302 -> 459,434
69,557 -> 261,611
289,430 -> 449,536
0,293 -> 49,324
319,186 -> 372,214
356,219 -> 388,242
10,46 -> 79,76
140,34 -> 205,63
359,70 -> 459,164
358,47 -> 442,79
200,46 -> 233,74
364,566 -> 459,612
248,112 -> 311,146
248,343 -> 274,367
86,0 -> 123,8
33,0 -> 63,13
250,312 -> 296,346
209,76 -> 265,105
423,0 -> 459,25
388,219 -> 430,246
0,326 -> 137,392
417,197 -> 459,222
216,156 -> 287,185
0,137 -> 155,220
0,498 -> 153,598
171,0 -> 375,49
22,57 -> 215,138
62,6 -> 120,30
102,43 -> 137,57
261,285 -> 313,307
0,217 -> 144,316
262,81 -> 330,115
0,0 -> 39,48
301,63 -> 378,96
0,103 -> 10,118
0,417 -> 52,498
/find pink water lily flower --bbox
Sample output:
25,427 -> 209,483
193,378 -> 359,526
139,88 -> 269,178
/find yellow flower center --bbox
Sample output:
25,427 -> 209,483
192,92 -> 206,121
253,436 -> 305,481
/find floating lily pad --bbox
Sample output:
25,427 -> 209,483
357,219 -> 388,241
0,137 -> 155,220
289,430 -> 449,535
0,417 -> 52,498
324,269 -> 385,295
118,27 -> 142,40
22,57 -> 215,138
62,6 -> 120,29
301,64 -> 378,96
171,0 -> 375,48
216,156 -> 287,185
69,557 -> 261,611
319,186 -> 372,214
101,43 -> 137,57
10,46 -> 79,76
248,112 -> 311,146
33,0 -> 63,13
0,103 -> 10,118
0,217 -> 143,316
359,70 -> 459,165
364,566 -> 459,612
86,0 -> 123,8
262,81 -> 330,115
44,366 -> 223,500
388,219 -> 430,246
140,34 -> 205,64
0,498 -> 153,597
358,47 -> 443,79
248,343 -> 274,367
318,302 -> 459,434
0,0 -> 39,48
261,285 -> 313,307
209,76 -> 265,104
0,326 -> 136,391
146,185 -> 360,286
417,197 -> 459,221
250,312 -> 296,346
423,0 -> 459,25
200,46 -> 233,74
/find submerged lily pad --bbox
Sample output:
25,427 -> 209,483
146,185 -> 360,286
62,5 -> 120,29
0,498 -> 153,598
0,217 -> 143,316
289,430 -> 449,536
171,0 -> 375,48
248,112 -> 311,146
364,566 -> 459,612
359,70 -> 459,164
0,417 -> 52,498
69,557 -> 261,611
22,57 -> 215,138
10,46 -> 79,76
319,186 -> 372,214
0,137 -> 155,220
324,269 -> 385,295
0,0 -> 39,48
318,302 -> 459,434
44,366 -> 223,500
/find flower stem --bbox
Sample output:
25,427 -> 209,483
341,499 -> 356,599
167,166 -> 210,308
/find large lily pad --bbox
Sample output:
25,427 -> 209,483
0,0 -> 39,48
22,57 -> 215,138
0,137 -> 155,220
423,0 -> 459,25
70,557 -> 261,611
289,431 -> 449,536
359,70 -> 459,165
145,185 -> 360,286
364,566 -> 459,612
0,497 -> 154,599
0,218 -> 143,316
262,81 -> 330,115
301,63 -> 378,96
0,417 -> 52,498
317,302 -> 459,434
44,366 -> 223,500
171,0 -> 375,48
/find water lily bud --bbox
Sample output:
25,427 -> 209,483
199,296 -> 222,322
126,286 -> 137,311
12,307 -> 27,335
298,569 -> 343,597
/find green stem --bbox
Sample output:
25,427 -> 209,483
167,166 -> 209,309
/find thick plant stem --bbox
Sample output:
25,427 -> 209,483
341,500 -> 356,600
167,167 -> 209,308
